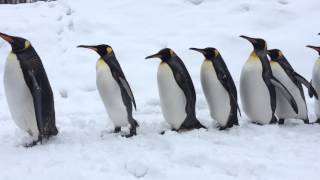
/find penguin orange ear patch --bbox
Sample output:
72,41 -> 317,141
24,41 -> 30,49
106,47 -> 113,54
214,49 -> 219,57
169,49 -> 174,56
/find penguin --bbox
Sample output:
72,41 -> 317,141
77,44 -> 138,137
0,32 -> 58,147
145,48 -> 205,131
306,45 -> 320,123
268,49 -> 318,124
190,47 -> 241,130
239,35 -> 298,125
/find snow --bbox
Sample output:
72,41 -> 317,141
0,0 -> 320,179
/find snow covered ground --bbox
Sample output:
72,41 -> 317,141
0,0 -> 320,179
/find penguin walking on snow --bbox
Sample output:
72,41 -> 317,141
239,35 -> 298,125
145,48 -> 205,131
190,47 -> 240,130
0,32 -> 58,147
78,44 -> 138,137
306,45 -> 320,123
268,49 -> 318,124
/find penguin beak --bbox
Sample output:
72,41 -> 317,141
306,45 -> 320,54
189,48 -> 206,54
0,32 -> 14,44
145,53 -> 162,59
240,35 -> 257,44
77,45 -> 98,52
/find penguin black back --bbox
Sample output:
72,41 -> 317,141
146,48 -> 205,130
0,32 -> 58,139
268,49 -> 318,100
190,47 -> 240,127
77,44 -> 138,131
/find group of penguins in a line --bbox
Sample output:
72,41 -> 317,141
1,32 -> 320,147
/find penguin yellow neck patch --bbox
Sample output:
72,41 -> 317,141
7,51 -> 17,61
97,58 -> 107,69
248,51 -> 259,61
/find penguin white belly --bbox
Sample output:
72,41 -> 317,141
201,60 -> 230,127
271,62 -> 307,119
312,59 -> 320,119
157,63 -> 187,130
3,53 -> 39,138
240,59 -> 273,124
96,59 -> 129,127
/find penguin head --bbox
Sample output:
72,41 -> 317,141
189,47 -> 220,59
77,44 -> 114,57
0,32 -> 31,53
306,45 -> 320,56
145,48 -> 175,61
267,49 -> 284,61
240,35 -> 267,51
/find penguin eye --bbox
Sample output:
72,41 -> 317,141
24,40 -> 30,49
278,51 -> 283,58
106,47 -> 113,54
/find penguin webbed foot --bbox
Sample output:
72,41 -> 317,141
270,116 -> 278,124
218,126 -> 228,131
278,119 -> 285,125
251,121 -> 263,126
114,127 -> 121,133
123,126 -> 137,138
303,119 -> 310,124
160,128 -> 178,135
23,135 -> 43,148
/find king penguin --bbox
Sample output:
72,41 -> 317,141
306,45 -> 320,123
190,47 -> 240,130
268,49 -> 318,124
239,35 -> 298,125
145,48 -> 205,131
0,32 -> 58,147
77,44 -> 138,137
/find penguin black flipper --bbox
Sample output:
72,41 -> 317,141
270,77 -> 299,113
168,56 -> 204,129
293,72 -> 318,99
27,70 -> 44,137
18,48 -> 58,137
216,69 -> 242,117
119,76 -> 137,110
309,79 -> 315,98
107,57 -> 137,110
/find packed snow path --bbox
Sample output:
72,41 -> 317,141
0,0 -> 320,179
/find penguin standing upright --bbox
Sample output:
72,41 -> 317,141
190,47 -> 240,130
0,32 -> 58,147
239,35 -> 298,125
78,44 -> 138,137
145,48 -> 205,131
306,45 -> 320,123
268,49 -> 318,124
